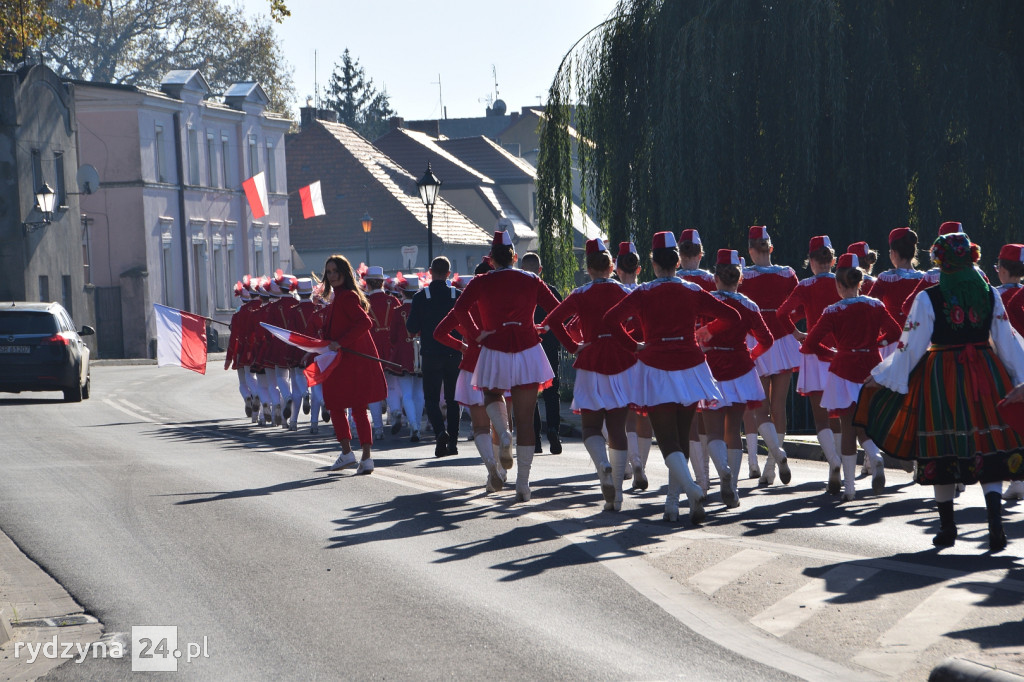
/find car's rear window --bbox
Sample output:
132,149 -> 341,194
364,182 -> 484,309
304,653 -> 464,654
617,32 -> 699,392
0,311 -> 59,335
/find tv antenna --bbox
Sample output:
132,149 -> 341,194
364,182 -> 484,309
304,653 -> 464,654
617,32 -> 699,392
431,74 -> 444,118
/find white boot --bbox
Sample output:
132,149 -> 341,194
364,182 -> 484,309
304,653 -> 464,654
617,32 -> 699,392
758,449 -> 777,486
608,448 -> 629,512
759,422 -> 791,484
863,439 -> 885,494
486,402 -> 514,470
1003,480 -> 1024,501
635,436 -> 652,490
475,434 -> 504,493
841,454 -> 857,501
625,432 -> 638,481
818,429 -> 842,494
584,435 -> 615,507
515,444 -> 534,502
745,433 -> 761,479
727,448 -> 744,503
689,439 -> 710,497
707,439 -> 738,508
665,452 -> 705,524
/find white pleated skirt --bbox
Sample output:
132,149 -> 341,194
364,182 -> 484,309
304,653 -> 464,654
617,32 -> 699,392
704,367 -> 766,410
632,361 -> 722,409
472,344 -> 554,392
571,364 -> 639,412
796,353 -> 831,394
820,372 -> 862,412
455,370 -> 485,406
748,333 -> 802,376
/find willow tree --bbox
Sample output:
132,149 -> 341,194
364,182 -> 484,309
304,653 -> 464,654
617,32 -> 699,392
538,0 -> 1024,286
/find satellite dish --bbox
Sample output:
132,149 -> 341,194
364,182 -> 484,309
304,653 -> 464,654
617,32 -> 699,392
76,165 -> 100,195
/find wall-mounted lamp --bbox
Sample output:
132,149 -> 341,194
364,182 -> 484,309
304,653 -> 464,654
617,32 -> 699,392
25,183 -> 56,232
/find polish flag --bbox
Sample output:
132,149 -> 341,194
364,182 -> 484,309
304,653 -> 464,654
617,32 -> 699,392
299,180 -> 326,219
260,322 -> 331,354
303,350 -> 340,387
242,172 -> 269,219
154,304 -> 207,374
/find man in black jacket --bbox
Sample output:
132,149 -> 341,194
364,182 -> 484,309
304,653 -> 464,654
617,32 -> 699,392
406,257 -> 462,457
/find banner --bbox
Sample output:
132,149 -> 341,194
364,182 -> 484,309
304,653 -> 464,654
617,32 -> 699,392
299,180 -> 326,219
154,304 -> 207,374
242,172 -> 269,219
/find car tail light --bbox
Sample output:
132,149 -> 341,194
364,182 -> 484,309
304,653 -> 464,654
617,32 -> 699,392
42,334 -> 69,346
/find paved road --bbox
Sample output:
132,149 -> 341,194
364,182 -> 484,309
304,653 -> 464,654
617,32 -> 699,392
0,362 -> 1022,680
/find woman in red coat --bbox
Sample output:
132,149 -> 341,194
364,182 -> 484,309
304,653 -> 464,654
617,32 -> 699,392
322,255 -> 388,474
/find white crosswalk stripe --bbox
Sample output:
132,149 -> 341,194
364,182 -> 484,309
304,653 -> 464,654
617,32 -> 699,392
688,548 -> 778,595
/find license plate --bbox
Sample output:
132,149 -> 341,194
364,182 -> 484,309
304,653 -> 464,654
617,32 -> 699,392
0,345 -> 30,353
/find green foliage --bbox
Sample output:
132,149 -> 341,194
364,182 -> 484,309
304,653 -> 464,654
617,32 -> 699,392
322,48 -> 396,141
1,0 -> 99,66
538,0 -> 1024,277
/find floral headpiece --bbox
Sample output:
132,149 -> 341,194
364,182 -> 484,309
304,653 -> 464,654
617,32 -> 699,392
930,233 -> 980,274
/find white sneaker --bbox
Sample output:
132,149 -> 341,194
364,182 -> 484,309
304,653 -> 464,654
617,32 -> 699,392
1003,480 -> 1024,501
356,458 -> 374,475
330,452 -> 357,471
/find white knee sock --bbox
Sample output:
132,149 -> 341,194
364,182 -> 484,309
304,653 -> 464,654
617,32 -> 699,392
584,435 -> 611,479
842,454 -> 857,497
727,448 -> 743,495
745,433 -> 759,468
516,444 -> 534,488
833,430 -> 844,463
474,434 -> 497,469
758,422 -> 785,460
608,447 -> 628,510
627,431 -> 639,466
485,401 -> 511,441
638,437 -> 652,469
818,429 -> 841,467
862,439 -> 883,469
689,439 -> 709,492
707,439 -> 731,479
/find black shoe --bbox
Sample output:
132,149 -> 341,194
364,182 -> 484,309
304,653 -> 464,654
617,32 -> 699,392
933,500 -> 957,547
447,439 -> 459,456
302,394 -> 311,415
391,416 -> 403,435
434,433 -> 450,458
410,431 -> 420,443
548,430 -> 562,455
283,400 -> 292,421
534,441 -> 543,454
322,407 -> 331,423
986,491 -> 1007,552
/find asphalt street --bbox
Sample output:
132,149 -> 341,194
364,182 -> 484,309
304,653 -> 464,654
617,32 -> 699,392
0,361 -> 1022,681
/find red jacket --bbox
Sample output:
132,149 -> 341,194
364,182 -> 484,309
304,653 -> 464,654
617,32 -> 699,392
800,296 -> 901,383
866,268 -> 926,330
703,291 -> 773,381
366,290 -> 404,362
738,265 -> 798,340
261,298 -> 298,367
284,300 -> 318,367
778,273 -> 840,345
677,268 -> 715,292
225,300 -> 259,370
1003,286 -> 1024,337
603,278 -> 741,371
453,268 -> 560,353
390,300 -> 418,374
542,279 -> 638,375
434,305 -> 480,372
321,290 -> 387,410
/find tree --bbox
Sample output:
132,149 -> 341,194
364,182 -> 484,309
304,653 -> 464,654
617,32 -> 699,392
33,0 -> 294,115
1,0 -> 98,66
322,48 -> 397,140
538,0 -> 1024,286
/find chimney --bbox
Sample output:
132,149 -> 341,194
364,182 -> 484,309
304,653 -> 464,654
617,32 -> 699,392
389,116 -> 405,131
300,106 -> 316,127
317,108 -> 338,123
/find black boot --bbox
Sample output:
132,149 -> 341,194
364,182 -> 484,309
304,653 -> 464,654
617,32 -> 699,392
985,491 -> 1007,552
933,500 -> 957,547
548,430 -> 562,455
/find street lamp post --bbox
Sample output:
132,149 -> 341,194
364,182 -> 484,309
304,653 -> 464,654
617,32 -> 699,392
416,163 -> 441,264
362,211 -> 373,267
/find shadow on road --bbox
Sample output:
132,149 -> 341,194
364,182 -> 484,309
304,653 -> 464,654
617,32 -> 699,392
163,476 -> 341,504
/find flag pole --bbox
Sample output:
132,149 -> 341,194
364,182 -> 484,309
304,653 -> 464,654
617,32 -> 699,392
333,345 -> 405,373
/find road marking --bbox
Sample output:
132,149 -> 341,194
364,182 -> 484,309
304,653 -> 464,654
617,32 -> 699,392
117,398 -> 160,418
688,548 -> 778,595
102,398 -> 154,423
852,583 -> 988,675
750,564 -> 880,638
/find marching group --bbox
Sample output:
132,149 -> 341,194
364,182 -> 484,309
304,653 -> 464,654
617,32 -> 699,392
224,221 -> 1024,552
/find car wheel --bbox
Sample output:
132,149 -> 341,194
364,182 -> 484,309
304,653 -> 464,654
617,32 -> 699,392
82,374 -> 91,400
63,364 -> 84,402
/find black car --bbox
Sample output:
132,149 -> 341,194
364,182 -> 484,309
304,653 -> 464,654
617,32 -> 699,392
0,302 -> 94,402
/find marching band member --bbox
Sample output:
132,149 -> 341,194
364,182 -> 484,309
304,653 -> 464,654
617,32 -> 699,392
364,266 -> 404,440
269,272 -> 299,429
801,253 -> 901,500
226,277 -> 260,420
616,242 -> 653,488
604,231 -> 741,524
901,222 -> 989,317
778,235 -> 843,494
868,228 -> 926,357
393,277 -> 426,443
451,231 -> 561,502
306,281 -> 332,434
249,277 -> 282,426
995,244 -> 1024,502
322,255 -> 388,475
858,233 -> 1024,551
847,241 -> 878,293
543,238 -> 637,511
738,226 -> 800,487
285,278 -> 317,432
700,249 -> 775,506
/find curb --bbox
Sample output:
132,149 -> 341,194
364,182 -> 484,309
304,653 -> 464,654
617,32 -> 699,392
0,608 -> 12,647
929,657 -> 1024,682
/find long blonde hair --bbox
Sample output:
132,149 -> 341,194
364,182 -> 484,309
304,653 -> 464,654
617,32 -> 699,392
323,254 -> 369,312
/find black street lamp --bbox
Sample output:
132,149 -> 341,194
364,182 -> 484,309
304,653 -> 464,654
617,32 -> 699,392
362,210 -> 373,267
416,163 -> 441,263
25,183 -> 56,232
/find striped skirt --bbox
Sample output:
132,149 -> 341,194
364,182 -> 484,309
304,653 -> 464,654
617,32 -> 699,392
853,344 -> 1024,485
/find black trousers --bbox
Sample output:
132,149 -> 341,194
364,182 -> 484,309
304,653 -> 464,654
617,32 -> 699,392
422,353 -> 461,439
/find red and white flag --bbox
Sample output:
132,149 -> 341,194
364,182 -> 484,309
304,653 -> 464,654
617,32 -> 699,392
303,350 -> 340,387
242,171 -> 269,219
154,304 -> 207,374
259,322 -> 337,386
299,180 -> 326,219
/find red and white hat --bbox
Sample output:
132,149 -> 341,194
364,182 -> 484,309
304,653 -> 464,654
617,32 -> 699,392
939,221 -> 964,236
296,277 -> 313,294
652,231 -> 677,250
716,249 -> 743,266
748,225 -> 770,241
585,238 -> 608,255
256,276 -> 272,296
837,253 -> 860,269
402,277 -> 422,293
233,281 -> 248,299
618,241 -> 637,257
241,274 -> 254,291
999,244 -> 1024,262
847,241 -> 870,258
364,266 -> 385,280
889,227 -> 912,244
808,235 -> 832,252
451,273 -> 469,289
680,229 -> 701,245
492,230 -> 513,247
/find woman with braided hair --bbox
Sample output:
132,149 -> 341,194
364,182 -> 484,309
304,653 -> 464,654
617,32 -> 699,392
857,233 -> 1024,552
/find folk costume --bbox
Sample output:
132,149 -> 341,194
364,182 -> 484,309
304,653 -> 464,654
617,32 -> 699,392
901,222 -> 990,318
856,233 -> 1024,551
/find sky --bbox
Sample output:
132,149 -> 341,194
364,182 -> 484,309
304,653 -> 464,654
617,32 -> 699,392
235,0 -> 620,120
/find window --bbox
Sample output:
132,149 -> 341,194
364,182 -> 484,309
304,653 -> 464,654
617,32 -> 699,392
188,128 -> 200,185
39,275 -> 50,302
62,275 -> 73,316
206,132 -> 217,188
248,135 -> 259,177
270,232 -> 279,272
221,134 -> 230,188
192,237 -> 208,317
252,232 -> 263,274
161,232 -> 175,306
213,236 -> 226,309
155,125 -> 167,182
226,237 -> 236,292
54,151 -> 66,207
31,149 -> 43,192
265,141 -> 276,192
82,223 -> 91,285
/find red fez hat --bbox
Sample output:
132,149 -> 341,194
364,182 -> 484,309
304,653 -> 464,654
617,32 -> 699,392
749,226 -> 770,241
808,235 -> 832,252
847,242 -> 870,258
889,227 -> 911,244
999,244 -> 1024,263
585,238 -> 608,255
716,249 -> 742,266
837,253 -> 859,269
939,221 -> 964,236
680,229 -> 701,245
618,241 -> 637,256
652,231 -> 677,250
492,230 -> 513,247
